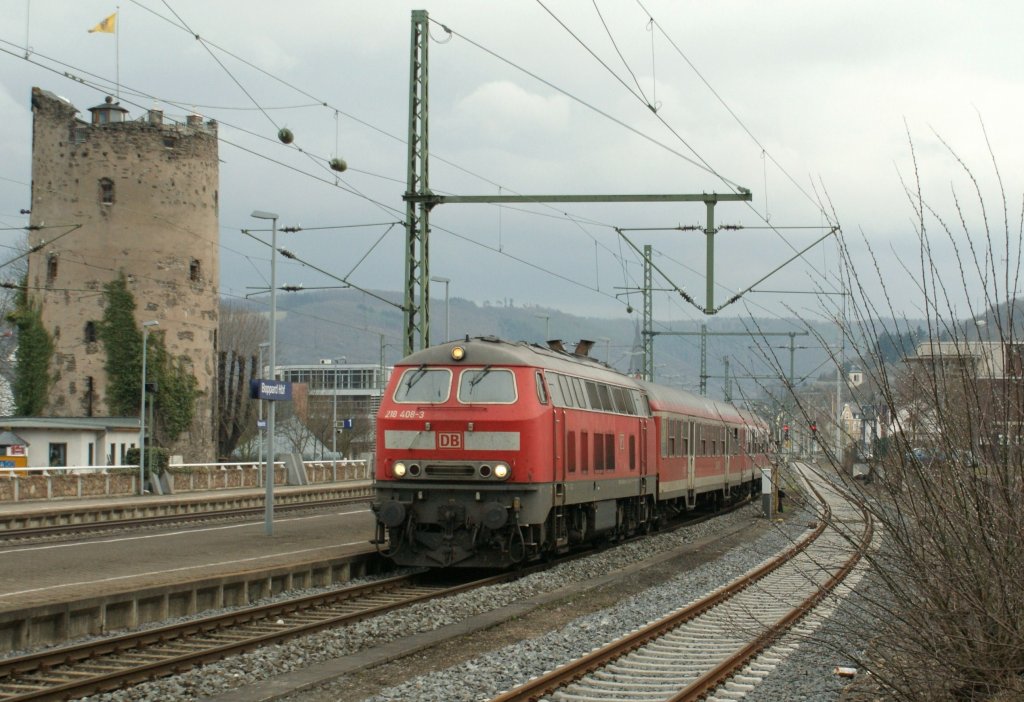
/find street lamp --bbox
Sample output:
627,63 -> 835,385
139,320 -> 159,495
252,209 -> 278,536
430,276 -> 450,344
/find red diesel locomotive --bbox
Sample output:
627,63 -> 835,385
372,336 -> 771,568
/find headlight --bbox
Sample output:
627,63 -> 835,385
451,345 -> 466,361
393,462 -> 407,478
493,463 -> 509,479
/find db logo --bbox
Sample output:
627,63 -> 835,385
437,432 -> 463,449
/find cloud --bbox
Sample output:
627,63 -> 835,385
448,81 -> 571,146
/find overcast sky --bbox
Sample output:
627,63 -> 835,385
1,1 -> 1020,334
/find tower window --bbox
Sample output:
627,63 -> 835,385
46,254 -> 58,284
190,258 -> 201,282
84,321 -> 97,343
99,178 -> 114,204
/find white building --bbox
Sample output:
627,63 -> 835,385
0,417 -> 139,468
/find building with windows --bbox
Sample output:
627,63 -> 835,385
274,361 -> 392,457
24,88 -> 219,461
0,417 -> 139,468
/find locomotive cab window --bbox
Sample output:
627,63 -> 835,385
458,368 -> 517,403
393,367 -> 452,404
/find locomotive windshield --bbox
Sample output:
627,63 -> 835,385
458,367 -> 517,403
393,367 -> 452,403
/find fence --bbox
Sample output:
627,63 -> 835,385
0,459 -> 371,503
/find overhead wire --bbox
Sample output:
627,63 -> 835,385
532,3 -> 841,305
0,28 -> 646,314
7,7 -> 826,336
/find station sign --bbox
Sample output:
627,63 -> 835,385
250,379 -> 293,401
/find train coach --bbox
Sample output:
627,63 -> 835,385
371,336 -> 771,568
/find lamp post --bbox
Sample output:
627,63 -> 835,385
430,276 -> 449,344
138,320 -> 159,495
252,210 -> 278,536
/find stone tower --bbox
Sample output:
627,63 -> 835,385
26,87 -> 219,462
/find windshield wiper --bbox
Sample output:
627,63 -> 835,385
469,365 -> 493,388
405,364 -> 428,391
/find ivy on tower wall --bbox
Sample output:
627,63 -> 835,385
8,281 -> 54,416
97,273 -> 199,444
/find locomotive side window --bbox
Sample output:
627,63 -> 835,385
535,372 -> 549,404
571,377 -> 587,408
393,367 -> 452,403
597,384 -> 614,412
458,368 -> 517,403
585,381 -> 602,410
561,375 -> 578,407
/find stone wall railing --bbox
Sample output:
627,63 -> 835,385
0,460 -> 371,503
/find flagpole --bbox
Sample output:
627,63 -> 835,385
24,0 -> 31,58
115,5 -> 120,100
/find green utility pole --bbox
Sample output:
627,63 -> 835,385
643,244 -> 653,380
650,329 -> 808,395
401,12 -> 754,356
403,9 -> 430,357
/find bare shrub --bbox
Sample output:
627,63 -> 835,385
773,129 -> 1024,699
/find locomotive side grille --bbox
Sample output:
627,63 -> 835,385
425,464 -> 475,477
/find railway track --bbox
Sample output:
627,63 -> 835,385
0,493 -> 371,543
491,466 -> 872,702
0,569 -> 515,702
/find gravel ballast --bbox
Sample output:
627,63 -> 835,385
75,501 -> 870,702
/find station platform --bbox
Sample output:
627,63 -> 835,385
0,482 -> 372,529
0,483 -> 383,653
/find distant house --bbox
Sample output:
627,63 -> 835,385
0,417 -> 139,468
901,340 -> 1024,450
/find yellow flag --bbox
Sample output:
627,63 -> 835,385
88,12 -> 117,34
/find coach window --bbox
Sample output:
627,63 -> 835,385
458,368 -> 516,403
393,368 -> 452,404
535,372 -> 549,405
683,421 -> 690,455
